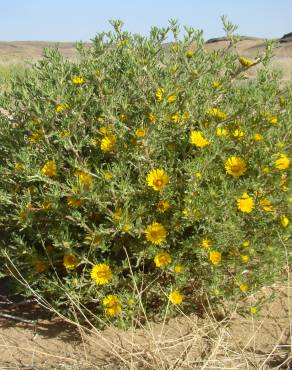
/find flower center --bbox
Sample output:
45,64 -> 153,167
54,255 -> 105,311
231,165 -> 241,173
154,179 -> 163,187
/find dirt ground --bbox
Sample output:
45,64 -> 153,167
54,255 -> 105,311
0,283 -> 291,369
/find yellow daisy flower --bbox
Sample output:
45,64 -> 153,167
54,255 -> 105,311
100,135 -> 117,152
275,153 -> 290,170
67,196 -> 82,208
216,127 -> 229,137
225,156 -> 247,177
232,129 -> 245,140
174,264 -> 184,273
41,161 -> 57,177
146,169 -> 169,191
146,222 -> 167,245
201,239 -> 212,249
155,87 -> 164,101
72,76 -> 86,85
190,130 -> 210,148
103,295 -> 122,317
91,263 -> 112,285
148,112 -> 156,124
207,107 -> 227,120
237,192 -> 254,213
241,255 -> 250,263
281,215 -> 289,228
209,251 -> 221,265
135,128 -> 146,138
157,200 -> 170,213
154,251 -> 171,267
260,198 -> 273,212
239,283 -> 249,292
254,133 -> 263,141
55,103 -> 69,112
167,94 -> 177,104
63,255 -> 78,270
169,290 -> 183,305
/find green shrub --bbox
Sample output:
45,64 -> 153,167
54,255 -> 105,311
0,19 -> 291,326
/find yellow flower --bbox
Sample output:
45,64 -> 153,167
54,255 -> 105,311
174,264 -> 184,273
237,192 -> 254,213
67,196 -> 82,208
254,133 -> 263,141
216,127 -> 229,137
250,306 -> 257,315
195,172 -> 202,178
135,128 -> 146,138
146,169 -> 169,191
242,240 -> 250,247
157,200 -> 170,213
103,171 -> 113,181
154,251 -> 171,267
35,261 -> 46,273
146,223 -> 167,245
232,129 -> 245,140
155,87 -> 164,101
225,156 -> 247,177
112,208 -> 123,222
76,170 -> 93,189
28,129 -> 45,143
41,200 -> 51,209
167,94 -> 177,104
213,80 -> 220,88
207,107 -> 227,121
119,113 -> 128,123
15,162 -> 24,171
201,239 -> 212,249
122,223 -> 131,233
239,283 -> 249,292
190,130 -> 210,148
209,251 -> 221,265
275,153 -> 290,170
103,295 -> 122,317
91,263 -> 112,285
260,198 -> 273,212
72,76 -> 86,85
170,112 -> 180,124
241,255 -> 250,263
276,142 -> 285,148
186,50 -> 194,58
100,135 -> 117,152
281,215 -> 289,228
41,161 -> 57,177
148,112 -> 156,124
63,255 -> 78,270
268,115 -> 278,124
239,57 -> 253,67
60,129 -> 70,138
55,103 -> 69,112
169,290 -> 183,305
99,126 -> 111,135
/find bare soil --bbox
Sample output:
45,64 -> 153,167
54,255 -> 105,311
0,283 -> 291,369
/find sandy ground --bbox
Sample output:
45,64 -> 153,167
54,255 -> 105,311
0,284 -> 291,369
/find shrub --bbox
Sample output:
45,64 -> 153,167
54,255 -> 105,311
0,19 -> 291,326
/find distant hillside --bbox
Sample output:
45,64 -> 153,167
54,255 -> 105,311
0,35 -> 292,80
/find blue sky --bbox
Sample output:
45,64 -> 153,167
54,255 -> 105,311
0,0 -> 291,41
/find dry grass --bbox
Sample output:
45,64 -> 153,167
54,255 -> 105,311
0,234 -> 291,370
